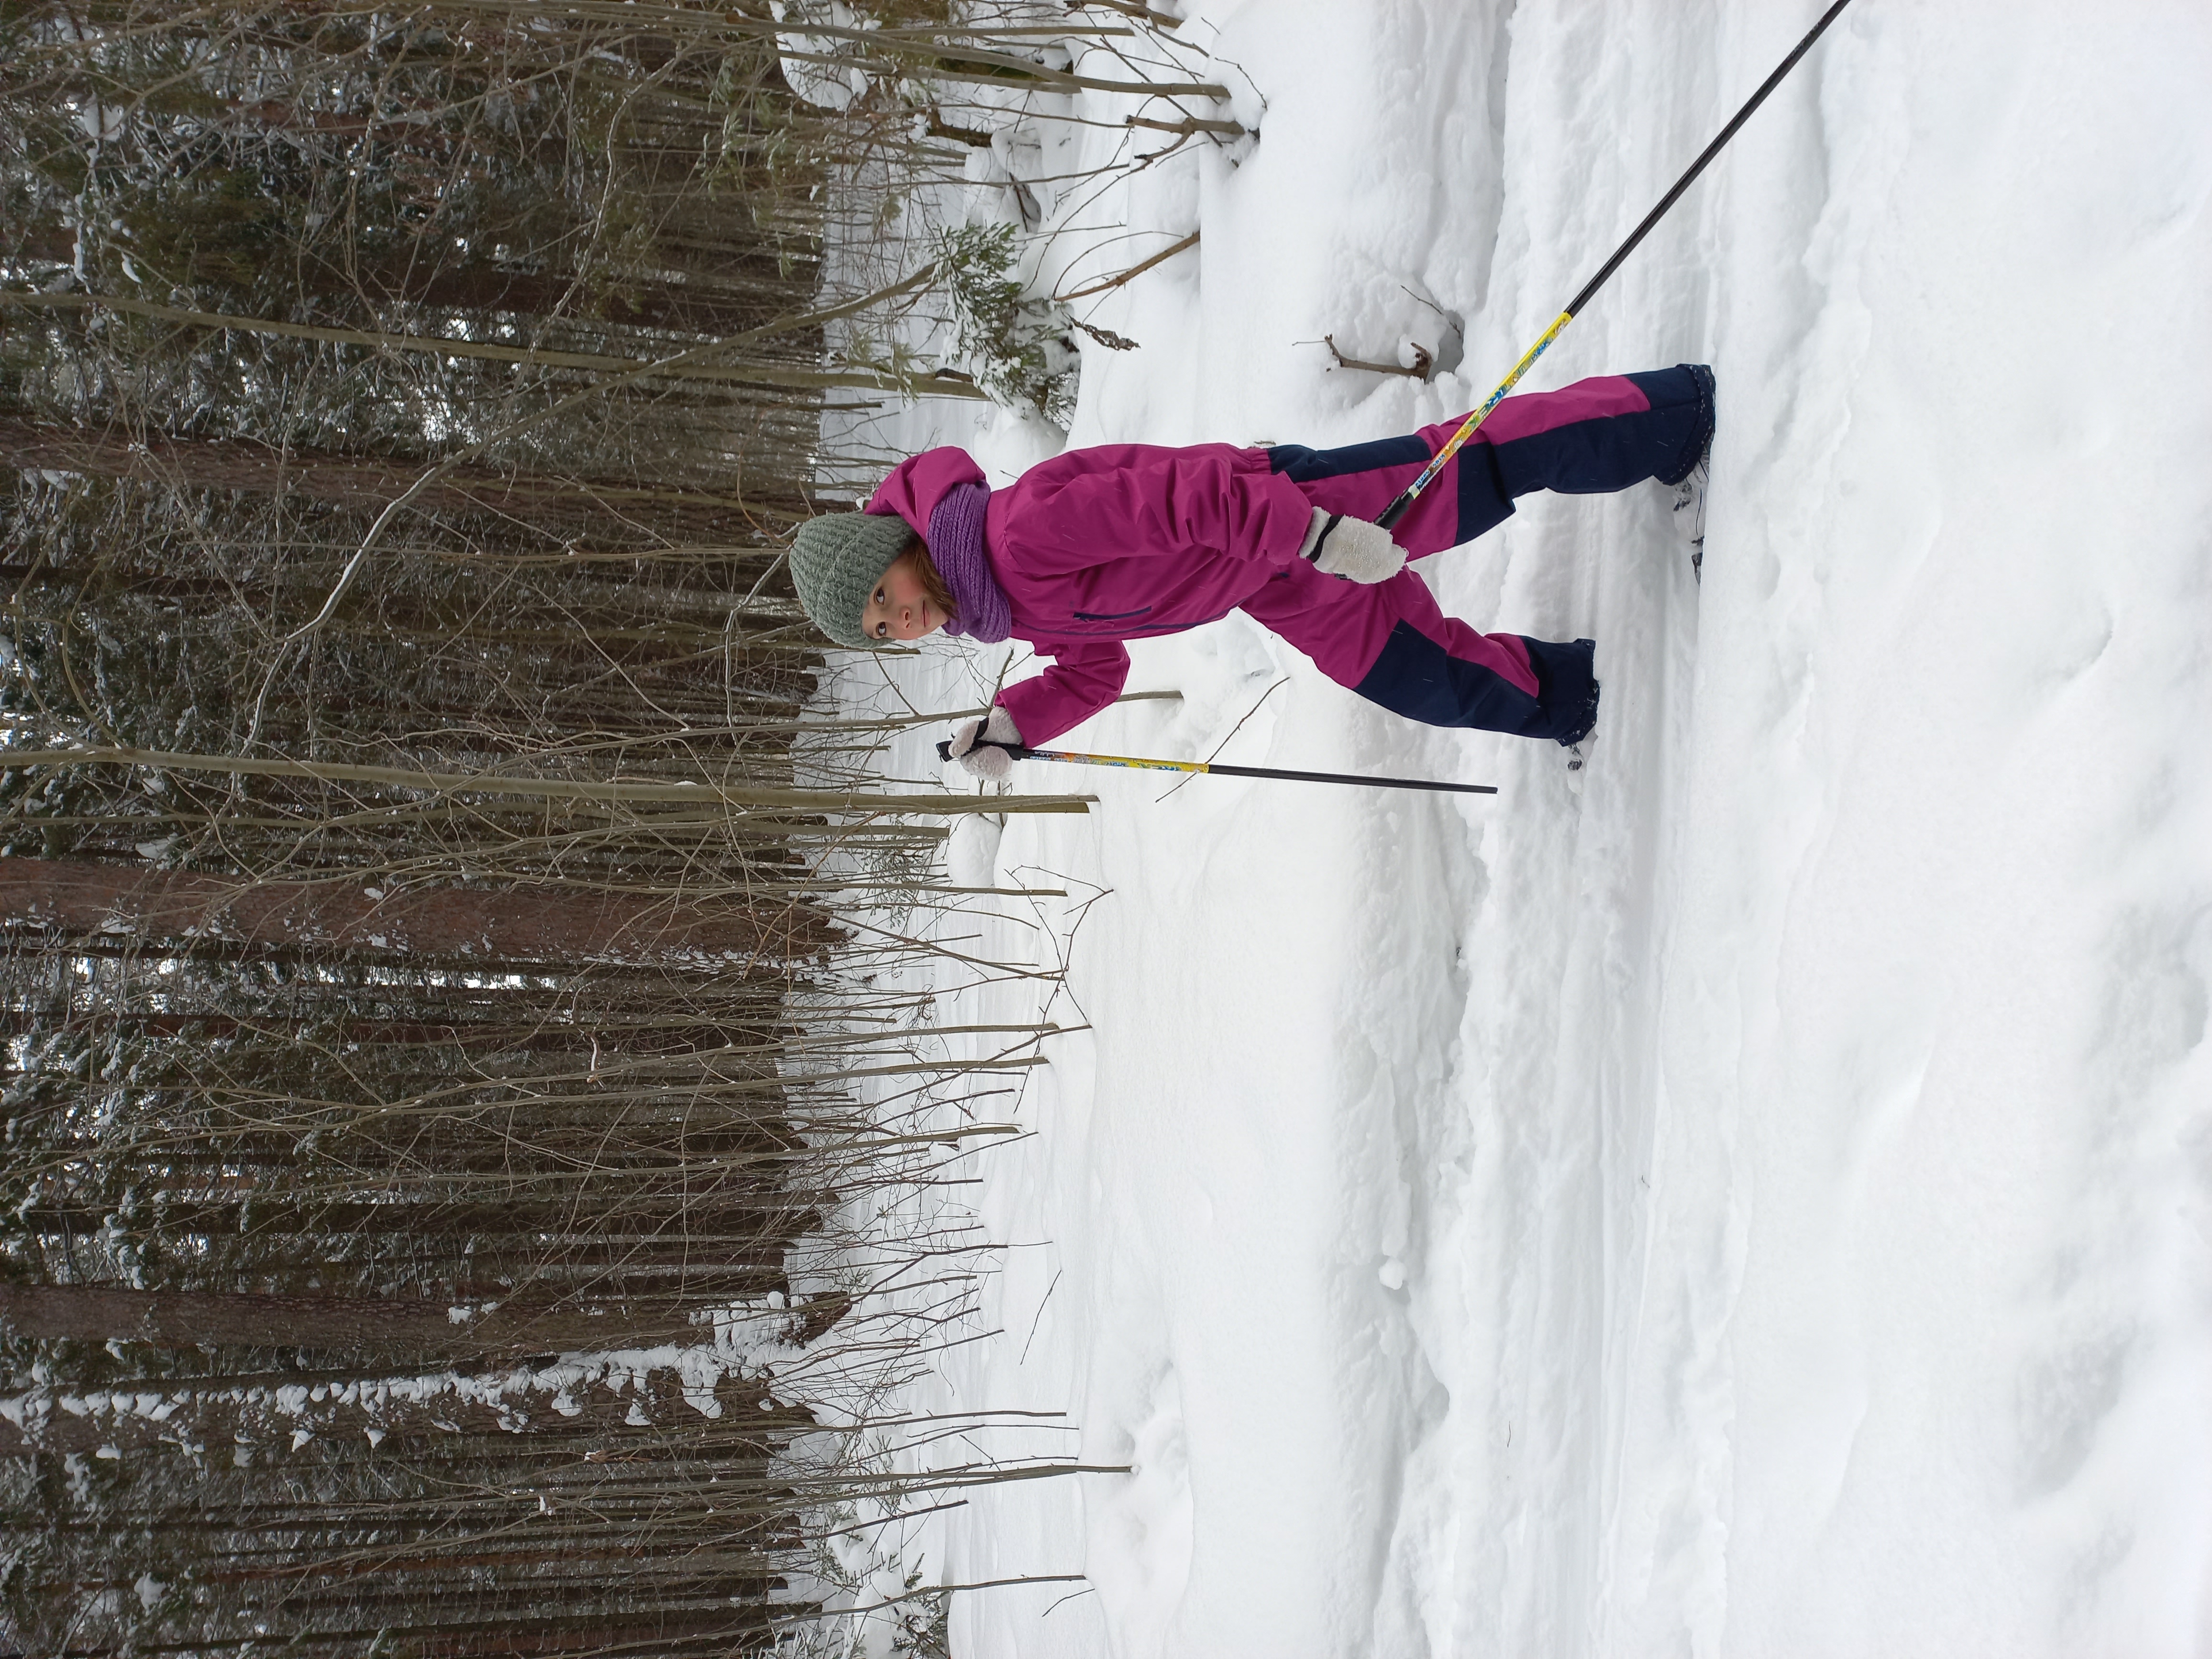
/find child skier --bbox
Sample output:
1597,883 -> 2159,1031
787,365 -> 1713,778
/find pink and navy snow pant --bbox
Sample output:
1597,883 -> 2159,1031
1249,365 -> 1713,746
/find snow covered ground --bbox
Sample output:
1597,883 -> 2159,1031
827,2 -> 2212,1653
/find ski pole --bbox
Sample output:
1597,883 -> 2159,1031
1376,0 -> 1858,531
936,739 -> 1496,796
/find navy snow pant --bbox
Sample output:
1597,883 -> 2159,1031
1250,364 -> 1713,745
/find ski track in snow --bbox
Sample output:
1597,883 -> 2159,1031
843,3 -> 2212,1655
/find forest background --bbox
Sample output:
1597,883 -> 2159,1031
0,0 -> 1227,1651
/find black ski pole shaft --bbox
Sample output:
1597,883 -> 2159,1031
1564,0 -> 1856,317
935,740 -> 1496,796
1376,0 -> 1856,531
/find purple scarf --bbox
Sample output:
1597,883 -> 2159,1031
926,481 -> 1010,644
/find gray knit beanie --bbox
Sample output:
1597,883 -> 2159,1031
788,511 -> 917,649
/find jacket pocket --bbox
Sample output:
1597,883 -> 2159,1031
1071,606 -> 1152,622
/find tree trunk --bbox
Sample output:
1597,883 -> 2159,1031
0,413 -> 786,539
0,1282 -> 687,1359
0,857 -> 835,966
306,254 -> 805,340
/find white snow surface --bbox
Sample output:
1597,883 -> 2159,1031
836,3 -> 2212,1654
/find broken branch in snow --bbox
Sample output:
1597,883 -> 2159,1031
1127,111 -> 1245,138
1323,334 -> 1433,380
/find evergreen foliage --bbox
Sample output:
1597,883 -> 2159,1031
935,221 -> 1079,428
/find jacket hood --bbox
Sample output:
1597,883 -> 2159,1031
864,446 -> 988,541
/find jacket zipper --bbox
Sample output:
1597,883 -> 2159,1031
1052,607 -> 1233,640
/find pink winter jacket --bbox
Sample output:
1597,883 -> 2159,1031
864,444 -> 1318,745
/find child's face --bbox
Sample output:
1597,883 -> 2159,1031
861,548 -> 946,642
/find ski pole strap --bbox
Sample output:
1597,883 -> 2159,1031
1375,309 -> 1572,532
935,737 -> 1034,763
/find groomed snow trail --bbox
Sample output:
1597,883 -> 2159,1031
858,4 -> 2212,1655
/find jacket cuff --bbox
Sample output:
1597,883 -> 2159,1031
1295,506 -> 1331,563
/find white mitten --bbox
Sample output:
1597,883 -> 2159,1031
945,706 -> 1024,782
1299,508 -> 1406,584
